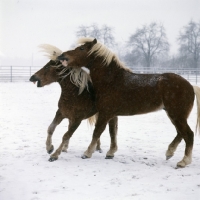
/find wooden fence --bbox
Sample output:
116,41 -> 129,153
0,66 -> 200,84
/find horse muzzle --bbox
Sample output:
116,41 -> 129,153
29,75 -> 42,87
57,55 -> 68,61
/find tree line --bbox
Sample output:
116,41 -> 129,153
76,21 -> 200,69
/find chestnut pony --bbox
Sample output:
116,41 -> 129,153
58,38 -> 200,168
30,44 -> 118,162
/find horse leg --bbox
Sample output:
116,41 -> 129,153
169,117 -> 194,167
46,109 -> 63,154
95,116 -> 118,155
177,124 -> 194,168
106,116 -> 118,159
61,139 -> 70,152
96,139 -> 103,153
82,114 -> 109,159
166,131 -> 182,160
61,121 -> 75,152
49,119 -> 81,162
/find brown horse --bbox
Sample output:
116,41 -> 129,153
30,44 -> 118,162
57,38 -> 200,168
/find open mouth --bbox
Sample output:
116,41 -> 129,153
34,80 -> 41,87
29,75 -> 42,87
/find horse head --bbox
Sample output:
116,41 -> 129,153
29,60 -> 61,87
57,38 -> 97,69
30,44 -> 64,87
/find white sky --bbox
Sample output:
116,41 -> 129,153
0,0 -> 200,66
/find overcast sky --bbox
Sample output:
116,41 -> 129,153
0,0 -> 200,66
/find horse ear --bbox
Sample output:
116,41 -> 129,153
93,38 -> 97,44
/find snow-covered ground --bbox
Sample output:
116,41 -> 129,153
0,82 -> 200,200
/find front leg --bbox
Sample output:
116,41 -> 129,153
49,119 -> 81,162
96,139 -> 103,153
62,139 -> 70,152
106,116 -> 118,159
82,114 -> 109,159
46,110 -> 63,154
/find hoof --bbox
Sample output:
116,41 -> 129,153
47,145 -> 54,154
48,157 -> 58,162
166,155 -> 173,160
176,156 -> 191,168
176,165 -> 185,169
62,149 -> 68,153
81,155 -> 89,159
96,149 -> 103,153
176,161 -> 186,168
105,155 -> 114,159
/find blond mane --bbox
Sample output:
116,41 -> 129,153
38,44 -> 63,60
58,67 -> 91,94
77,38 -> 132,72
39,44 -> 91,94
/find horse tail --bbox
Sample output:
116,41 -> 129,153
193,86 -> 200,135
87,113 -> 99,126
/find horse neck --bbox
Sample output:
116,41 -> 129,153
90,57 -> 124,84
57,73 -> 79,97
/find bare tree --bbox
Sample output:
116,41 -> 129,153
101,25 -> 116,47
127,22 -> 169,68
178,20 -> 200,68
89,24 -> 101,40
76,24 -> 116,48
76,25 -> 90,37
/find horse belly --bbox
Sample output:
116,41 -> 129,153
118,95 -> 164,115
97,87 -> 164,116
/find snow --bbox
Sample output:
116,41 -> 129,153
0,82 -> 200,200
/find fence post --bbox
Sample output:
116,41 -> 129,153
10,66 -> 12,82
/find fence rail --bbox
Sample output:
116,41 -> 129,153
0,66 -> 200,84
0,66 -> 41,82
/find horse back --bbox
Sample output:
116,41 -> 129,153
95,71 -> 194,116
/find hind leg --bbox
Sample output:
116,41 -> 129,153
166,131 -> 182,160
177,124 -> 194,168
46,109 -> 64,154
82,113 -> 110,159
170,118 -> 194,167
106,116 -> 118,159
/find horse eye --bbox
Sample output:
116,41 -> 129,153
80,47 -> 84,50
45,65 -> 50,69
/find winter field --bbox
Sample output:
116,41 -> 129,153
0,82 -> 200,200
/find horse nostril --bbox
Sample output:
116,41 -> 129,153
57,55 -> 68,61
29,75 -> 39,82
29,75 -> 35,82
